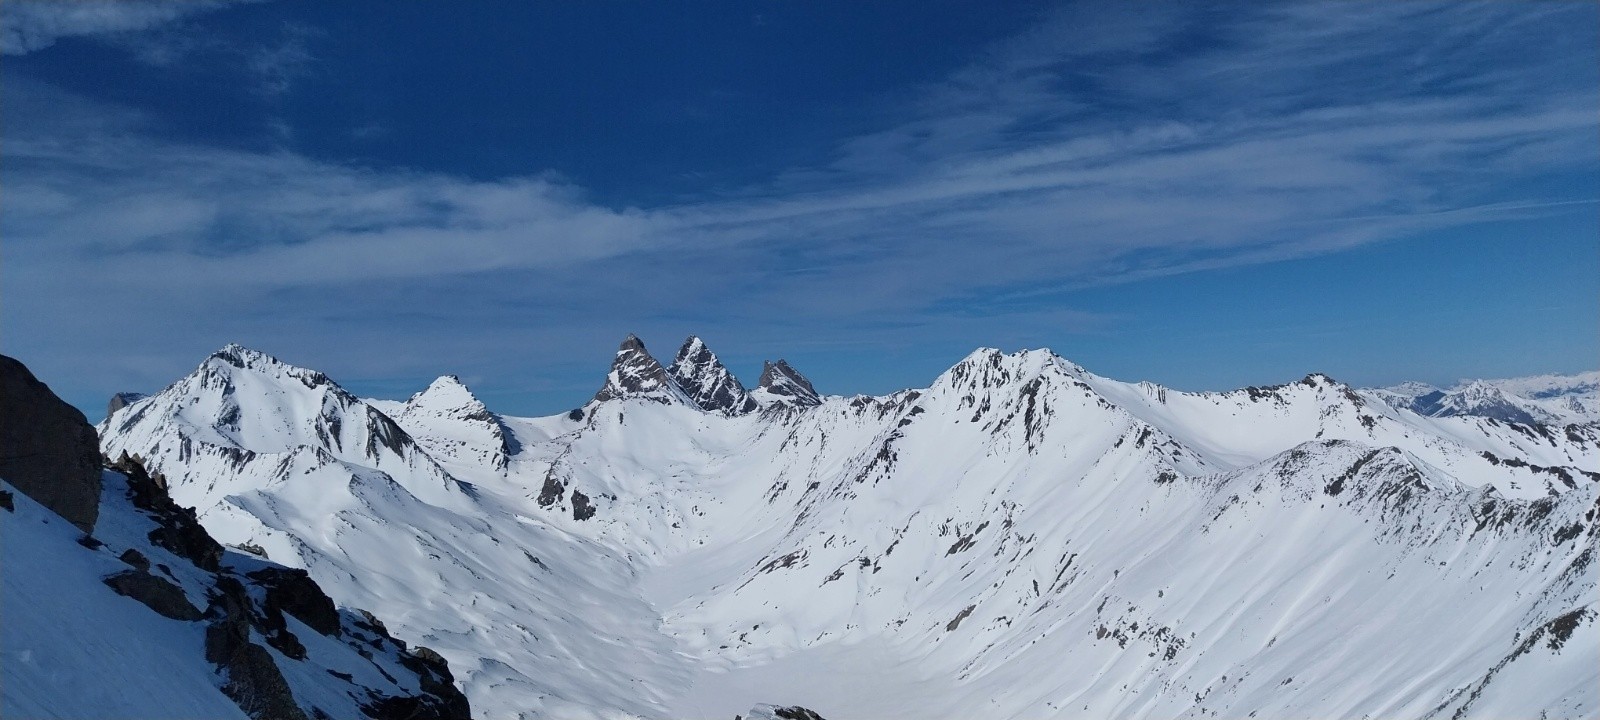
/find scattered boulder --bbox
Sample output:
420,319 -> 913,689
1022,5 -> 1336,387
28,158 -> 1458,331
118,548 -> 151,571
103,569 -> 203,621
0,354 -> 102,532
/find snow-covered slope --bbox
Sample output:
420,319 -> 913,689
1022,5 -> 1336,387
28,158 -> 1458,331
99,339 -> 1600,720
1370,371 -> 1600,426
2,354 -> 469,720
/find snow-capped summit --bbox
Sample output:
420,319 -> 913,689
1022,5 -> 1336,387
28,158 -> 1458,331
752,359 -> 820,408
586,334 -> 687,410
390,375 -> 517,471
99,344 -> 465,512
667,336 -> 757,415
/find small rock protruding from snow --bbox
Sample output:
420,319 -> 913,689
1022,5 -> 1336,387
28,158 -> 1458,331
753,360 -> 820,408
668,336 -> 758,415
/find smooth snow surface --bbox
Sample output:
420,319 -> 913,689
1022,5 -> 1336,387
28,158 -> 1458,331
100,344 -> 1600,719
2,477 -> 246,720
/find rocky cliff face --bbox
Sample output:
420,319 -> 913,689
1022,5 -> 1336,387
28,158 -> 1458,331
0,354 -> 102,532
589,334 -> 684,407
668,336 -> 759,415
752,359 -> 821,408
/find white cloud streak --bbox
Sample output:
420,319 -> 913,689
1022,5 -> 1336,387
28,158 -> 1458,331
2,1 -> 1596,408
0,0 -> 257,55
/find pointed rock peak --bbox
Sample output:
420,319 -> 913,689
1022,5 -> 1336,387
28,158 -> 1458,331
590,334 -> 680,405
755,359 -> 820,407
107,392 -> 148,417
668,336 -> 756,415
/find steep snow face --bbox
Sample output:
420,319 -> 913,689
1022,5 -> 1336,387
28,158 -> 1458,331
668,336 -> 758,415
1372,371 -> 1600,426
2,467 -> 469,720
751,359 -> 820,408
98,341 -> 1600,720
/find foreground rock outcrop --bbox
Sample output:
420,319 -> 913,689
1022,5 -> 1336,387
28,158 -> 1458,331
0,354 -> 102,531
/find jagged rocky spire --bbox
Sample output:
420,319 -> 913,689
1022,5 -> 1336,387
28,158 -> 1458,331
668,336 -> 757,415
590,335 -> 681,405
754,359 -> 820,408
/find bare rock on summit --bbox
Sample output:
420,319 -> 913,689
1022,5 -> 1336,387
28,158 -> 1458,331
590,335 -> 680,405
668,336 -> 758,415
755,359 -> 821,408
0,354 -> 102,532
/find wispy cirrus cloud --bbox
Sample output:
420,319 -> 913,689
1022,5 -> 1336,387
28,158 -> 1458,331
0,0 -> 258,55
3,1 -> 1596,411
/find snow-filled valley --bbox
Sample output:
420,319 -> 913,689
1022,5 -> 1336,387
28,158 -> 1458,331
95,337 -> 1600,719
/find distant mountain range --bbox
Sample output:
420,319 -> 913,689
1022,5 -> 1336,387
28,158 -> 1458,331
8,338 -> 1595,719
1369,372 -> 1600,426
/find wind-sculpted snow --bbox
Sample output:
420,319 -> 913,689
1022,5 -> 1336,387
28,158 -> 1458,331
100,339 -> 1599,719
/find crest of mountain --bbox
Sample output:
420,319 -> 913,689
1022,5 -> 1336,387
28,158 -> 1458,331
576,334 -> 689,417
2,356 -> 470,720
95,341 -> 1600,719
752,359 -> 821,408
667,336 -> 758,415
99,343 -> 467,512
1369,371 -> 1600,426
384,376 -> 517,472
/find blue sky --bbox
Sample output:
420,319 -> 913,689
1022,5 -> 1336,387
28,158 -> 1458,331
3,0 -> 1597,419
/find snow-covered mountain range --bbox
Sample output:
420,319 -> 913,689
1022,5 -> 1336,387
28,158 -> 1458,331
95,336 -> 1599,719
1370,372 -> 1600,427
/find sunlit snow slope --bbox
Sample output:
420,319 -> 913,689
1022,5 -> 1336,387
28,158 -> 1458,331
100,338 -> 1600,720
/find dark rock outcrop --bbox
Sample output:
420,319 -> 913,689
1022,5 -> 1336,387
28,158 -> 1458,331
668,336 -> 758,415
738,705 -> 829,720
589,335 -> 679,405
756,360 -> 821,408
387,645 -> 472,720
109,453 -> 224,572
119,548 -> 151,571
0,354 -> 103,531
103,569 -> 204,621
247,566 -> 342,637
